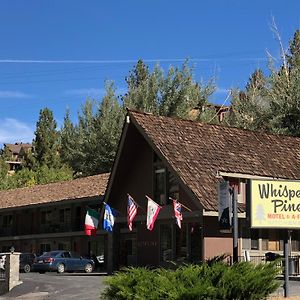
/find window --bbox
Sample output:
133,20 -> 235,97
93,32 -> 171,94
153,154 -> 179,205
40,243 -> 51,254
291,231 -> 300,251
262,229 -> 283,251
250,229 -> 259,250
59,208 -> 71,224
41,210 -> 52,225
154,164 -> 167,205
2,215 -> 13,228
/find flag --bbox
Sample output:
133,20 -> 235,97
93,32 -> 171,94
127,195 -> 138,231
103,203 -> 115,232
146,196 -> 161,231
85,208 -> 100,236
173,199 -> 183,229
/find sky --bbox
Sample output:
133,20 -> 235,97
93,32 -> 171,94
0,0 -> 299,145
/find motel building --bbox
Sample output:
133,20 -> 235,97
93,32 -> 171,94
1,110 -> 300,274
104,109 -> 300,273
0,173 -> 109,270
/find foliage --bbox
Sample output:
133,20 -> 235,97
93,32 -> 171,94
33,108 -> 61,168
101,261 -> 280,300
230,29 -> 300,137
123,59 -> 215,119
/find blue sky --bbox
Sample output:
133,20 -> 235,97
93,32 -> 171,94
0,0 -> 299,144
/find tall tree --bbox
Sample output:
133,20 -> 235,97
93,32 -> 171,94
93,81 -> 124,173
230,69 -> 270,130
123,60 -> 160,114
60,108 -> 78,172
123,59 -> 215,119
33,108 -> 61,168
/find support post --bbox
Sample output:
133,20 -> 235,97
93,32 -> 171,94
284,230 -> 290,298
107,232 -> 113,275
232,186 -> 238,263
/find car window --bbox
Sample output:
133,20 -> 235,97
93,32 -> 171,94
41,251 -> 61,257
62,252 -> 71,258
70,252 -> 81,259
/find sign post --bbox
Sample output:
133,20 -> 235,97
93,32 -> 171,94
232,186 -> 238,264
284,230 -> 290,298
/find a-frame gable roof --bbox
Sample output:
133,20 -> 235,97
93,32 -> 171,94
128,110 -> 300,211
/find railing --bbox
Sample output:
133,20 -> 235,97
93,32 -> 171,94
229,255 -> 300,276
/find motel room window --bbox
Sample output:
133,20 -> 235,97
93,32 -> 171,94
291,231 -> 300,252
59,208 -> 71,224
2,215 -> 13,228
262,229 -> 283,251
250,229 -> 259,250
40,243 -> 51,254
41,210 -> 52,225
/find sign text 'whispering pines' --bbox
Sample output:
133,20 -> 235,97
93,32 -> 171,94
251,180 -> 300,228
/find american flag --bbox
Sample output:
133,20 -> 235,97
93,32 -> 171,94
173,199 -> 183,229
127,195 -> 138,231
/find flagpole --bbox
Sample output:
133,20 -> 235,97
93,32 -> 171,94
127,194 -> 147,213
169,197 -> 192,212
146,195 -> 162,208
103,201 -> 125,217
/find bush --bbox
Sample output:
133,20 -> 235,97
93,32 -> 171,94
101,261 -> 280,300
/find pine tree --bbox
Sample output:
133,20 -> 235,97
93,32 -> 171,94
33,108 -> 61,168
123,59 -> 160,114
230,69 -> 270,130
93,81 -> 124,173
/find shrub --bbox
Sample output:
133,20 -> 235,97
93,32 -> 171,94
101,261 -> 280,300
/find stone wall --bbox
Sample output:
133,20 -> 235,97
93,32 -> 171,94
0,253 -> 22,295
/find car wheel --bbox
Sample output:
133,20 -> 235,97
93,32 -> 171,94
84,263 -> 93,273
57,263 -> 65,274
23,264 -> 31,273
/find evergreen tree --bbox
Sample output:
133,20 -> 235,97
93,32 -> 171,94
93,81 -> 124,173
230,69 -> 270,131
33,108 -> 61,168
60,109 -> 78,172
123,59 -> 160,114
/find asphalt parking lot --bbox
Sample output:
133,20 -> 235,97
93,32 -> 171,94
0,272 -> 108,300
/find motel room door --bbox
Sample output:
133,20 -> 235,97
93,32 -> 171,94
119,233 -> 137,267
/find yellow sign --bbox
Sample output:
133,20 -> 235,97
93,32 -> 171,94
251,179 -> 300,228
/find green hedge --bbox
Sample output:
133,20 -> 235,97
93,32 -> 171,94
101,261 -> 280,300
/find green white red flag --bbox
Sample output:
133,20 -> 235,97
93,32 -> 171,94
85,208 -> 100,236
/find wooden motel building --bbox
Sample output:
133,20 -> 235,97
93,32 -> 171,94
2,109 -> 300,272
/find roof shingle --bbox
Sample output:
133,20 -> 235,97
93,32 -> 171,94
0,173 -> 109,210
130,110 -> 300,211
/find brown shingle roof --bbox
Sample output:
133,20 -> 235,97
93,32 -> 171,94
0,173 -> 109,210
5,143 -> 32,155
129,110 -> 300,211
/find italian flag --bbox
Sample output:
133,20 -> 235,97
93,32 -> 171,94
85,208 -> 100,236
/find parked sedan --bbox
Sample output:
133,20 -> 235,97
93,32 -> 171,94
33,251 -> 94,274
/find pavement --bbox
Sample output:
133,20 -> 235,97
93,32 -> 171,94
0,272 -> 108,300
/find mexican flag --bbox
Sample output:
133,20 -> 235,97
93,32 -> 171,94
85,208 -> 100,236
